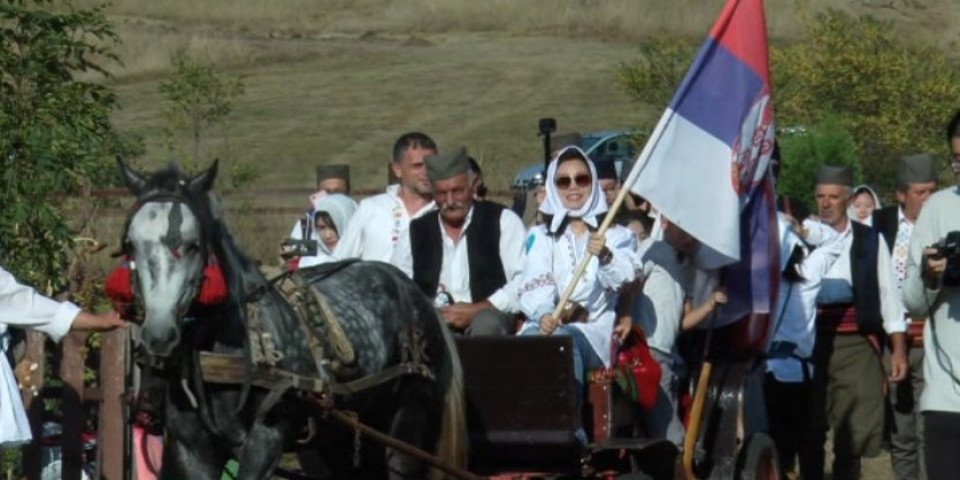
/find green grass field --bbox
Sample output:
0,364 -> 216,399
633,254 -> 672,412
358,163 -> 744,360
99,0 -> 960,193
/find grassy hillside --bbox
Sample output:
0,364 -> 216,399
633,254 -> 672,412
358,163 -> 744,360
96,0 -> 960,193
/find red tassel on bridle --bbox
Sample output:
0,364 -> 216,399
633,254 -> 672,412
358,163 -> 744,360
104,254 -> 229,309
197,255 -> 228,305
105,256 -> 136,304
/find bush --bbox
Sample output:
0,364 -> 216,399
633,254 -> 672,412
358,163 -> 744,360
0,0 -> 133,291
778,115 -> 863,212
773,9 -> 960,196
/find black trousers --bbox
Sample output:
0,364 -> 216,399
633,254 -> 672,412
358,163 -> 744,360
923,410 -> 960,479
764,372 -> 812,477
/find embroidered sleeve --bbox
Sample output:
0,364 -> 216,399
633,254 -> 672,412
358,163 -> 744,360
518,228 -> 558,322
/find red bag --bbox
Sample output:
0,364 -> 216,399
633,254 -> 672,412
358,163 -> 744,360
610,326 -> 663,411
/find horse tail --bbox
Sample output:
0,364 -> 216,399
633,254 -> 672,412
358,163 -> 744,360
432,317 -> 468,479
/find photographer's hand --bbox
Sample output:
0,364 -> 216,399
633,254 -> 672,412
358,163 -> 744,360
923,247 -> 948,289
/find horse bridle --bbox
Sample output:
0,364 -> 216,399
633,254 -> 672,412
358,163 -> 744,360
116,190 -> 219,326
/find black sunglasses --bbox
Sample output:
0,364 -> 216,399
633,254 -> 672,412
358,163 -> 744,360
555,173 -> 591,189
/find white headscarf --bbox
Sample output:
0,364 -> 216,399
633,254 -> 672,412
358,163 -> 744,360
847,184 -> 882,225
309,193 -> 358,253
538,146 -> 608,233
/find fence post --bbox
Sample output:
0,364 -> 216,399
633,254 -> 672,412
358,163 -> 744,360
60,332 -> 88,480
19,332 -> 46,480
97,329 -> 127,480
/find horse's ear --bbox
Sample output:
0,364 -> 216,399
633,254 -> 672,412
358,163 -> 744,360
190,159 -> 218,194
117,157 -> 147,196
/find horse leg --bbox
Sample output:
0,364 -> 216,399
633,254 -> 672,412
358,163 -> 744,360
386,377 -> 443,480
235,412 -> 301,480
163,409 -> 230,480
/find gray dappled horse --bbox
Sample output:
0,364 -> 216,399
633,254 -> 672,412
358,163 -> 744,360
117,160 -> 466,480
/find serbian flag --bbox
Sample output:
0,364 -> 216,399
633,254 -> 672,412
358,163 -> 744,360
623,0 -> 779,339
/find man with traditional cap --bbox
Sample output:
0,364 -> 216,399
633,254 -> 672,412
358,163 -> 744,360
392,148 -> 526,335
595,159 -> 619,207
335,132 -> 437,262
315,164 -> 351,195
800,164 -> 909,480
872,153 -> 939,480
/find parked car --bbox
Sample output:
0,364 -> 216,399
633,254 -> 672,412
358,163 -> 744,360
511,129 -> 638,190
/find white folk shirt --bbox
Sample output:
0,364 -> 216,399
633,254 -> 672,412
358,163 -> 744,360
631,239 -> 690,356
517,225 -> 637,368
815,220 -> 907,334
903,186 -> 960,413
766,232 -> 846,382
893,207 -> 914,291
392,206 -> 528,313
0,265 -> 80,446
334,185 -> 435,263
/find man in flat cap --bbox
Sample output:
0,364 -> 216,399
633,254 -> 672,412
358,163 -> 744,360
335,132 -> 437,262
872,153 -> 939,480
315,164 -> 351,195
392,147 -> 526,335
800,164 -> 909,480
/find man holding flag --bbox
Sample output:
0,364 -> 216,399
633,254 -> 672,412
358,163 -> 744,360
615,0 -> 780,476
621,0 -> 779,349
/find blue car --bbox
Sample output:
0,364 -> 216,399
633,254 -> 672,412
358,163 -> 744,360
511,129 -> 638,190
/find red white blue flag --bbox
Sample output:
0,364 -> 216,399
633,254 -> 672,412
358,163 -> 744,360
624,0 -> 779,335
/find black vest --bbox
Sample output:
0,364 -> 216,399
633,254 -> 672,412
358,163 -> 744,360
850,221 -> 883,332
409,201 -> 507,302
872,205 -> 899,255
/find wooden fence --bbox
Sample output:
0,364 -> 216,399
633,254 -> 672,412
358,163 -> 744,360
17,329 -> 128,480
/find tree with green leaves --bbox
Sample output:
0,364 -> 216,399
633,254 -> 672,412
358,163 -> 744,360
0,0 -> 135,292
159,52 -> 256,190
619,9 -> 960,201
772,9 -> 960,196
777,115 -> 863,211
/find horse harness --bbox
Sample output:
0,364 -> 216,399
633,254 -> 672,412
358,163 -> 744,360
194,266 -> 436,415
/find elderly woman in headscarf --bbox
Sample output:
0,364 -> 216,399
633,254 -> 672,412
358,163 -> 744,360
518,146 -> 638,400
297,193 -> 358,268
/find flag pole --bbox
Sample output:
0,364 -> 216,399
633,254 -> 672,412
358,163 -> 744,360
549,112 -> 674,319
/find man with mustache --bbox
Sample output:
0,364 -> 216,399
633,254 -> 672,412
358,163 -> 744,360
393,147 -> 526,335
802,164 -> 909,480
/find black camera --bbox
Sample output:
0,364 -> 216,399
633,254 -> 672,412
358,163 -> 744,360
930,231 -> 960,287
279,239 -> 317,260
538,117 -> 557,136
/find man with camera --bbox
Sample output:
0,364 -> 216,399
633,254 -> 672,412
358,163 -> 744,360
873,153 -> 940,480
902,169 -> 960,479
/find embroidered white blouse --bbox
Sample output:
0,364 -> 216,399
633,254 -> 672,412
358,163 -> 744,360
517,225 -> 637,367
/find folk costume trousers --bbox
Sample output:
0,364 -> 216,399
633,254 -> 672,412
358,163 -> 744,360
802,331 -> 886,480
887,345 -> 925,480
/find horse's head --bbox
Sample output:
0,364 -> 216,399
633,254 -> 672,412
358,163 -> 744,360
118,159 -> 220,356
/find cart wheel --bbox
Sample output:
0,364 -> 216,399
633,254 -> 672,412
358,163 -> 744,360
736,433 -> 780,480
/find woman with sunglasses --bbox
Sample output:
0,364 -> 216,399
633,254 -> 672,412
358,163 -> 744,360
518,146 -> 638,412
